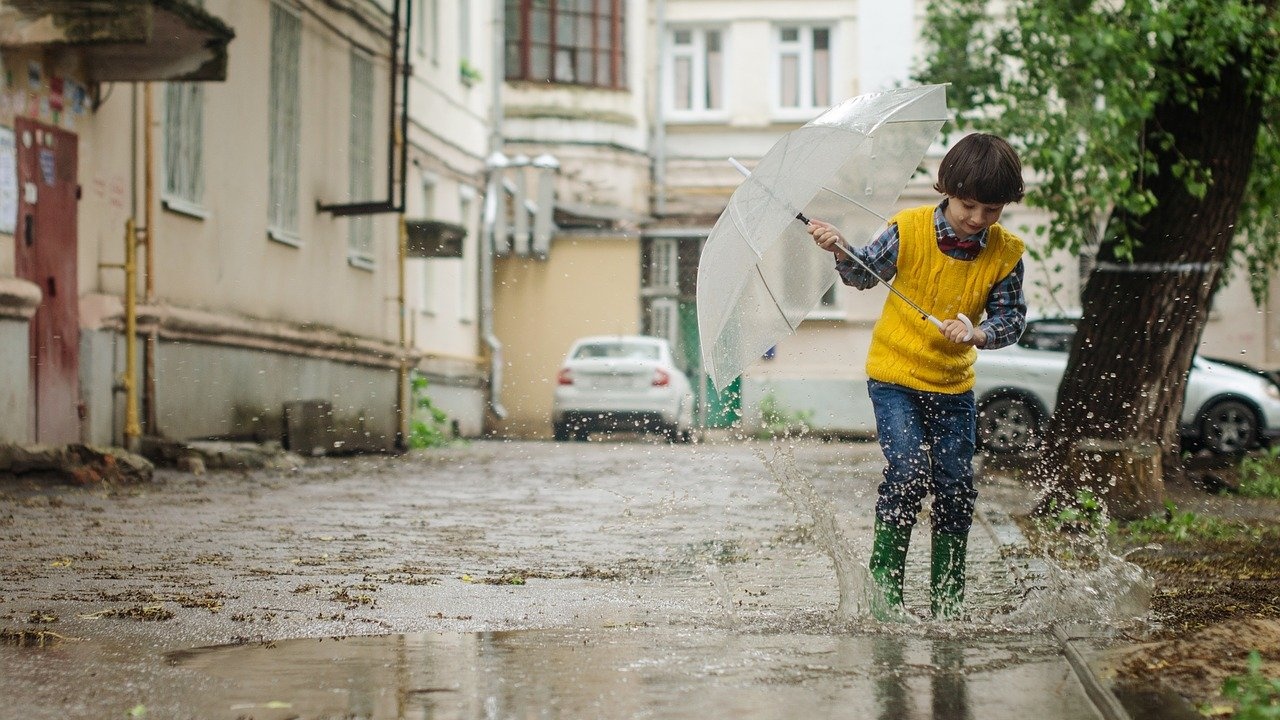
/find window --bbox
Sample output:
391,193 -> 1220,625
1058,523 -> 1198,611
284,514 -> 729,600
348,50 -> 375,269
666,27 -> 724,118
648,237 -> 678,291
649,298 -> 679,351
459,0 -> 472,66
163,83 -> 204,216
505,0 -> 627,89
268,3 -> 302,243
776,25 -> 831,116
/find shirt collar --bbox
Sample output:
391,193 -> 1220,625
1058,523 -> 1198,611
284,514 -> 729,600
935,198 -> 989,247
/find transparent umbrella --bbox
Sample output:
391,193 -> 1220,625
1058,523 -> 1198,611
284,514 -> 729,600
696,84 -> 950,392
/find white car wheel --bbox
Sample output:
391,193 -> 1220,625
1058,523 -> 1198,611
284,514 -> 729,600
1198,399 -> 1258,455
977,395 -> 1042,454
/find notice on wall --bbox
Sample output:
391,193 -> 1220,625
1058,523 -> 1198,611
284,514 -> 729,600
0,127 -> 15,235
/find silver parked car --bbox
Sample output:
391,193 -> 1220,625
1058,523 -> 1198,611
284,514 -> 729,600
552,335 -> 695,442
973,316 -> 1280,454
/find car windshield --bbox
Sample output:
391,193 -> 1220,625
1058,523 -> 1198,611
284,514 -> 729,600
573,341 -> 661,361
1018,319 -> 1077,352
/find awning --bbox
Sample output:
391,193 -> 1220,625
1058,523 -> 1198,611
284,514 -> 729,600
405,219 -> 467,258
0,0 -> 235,82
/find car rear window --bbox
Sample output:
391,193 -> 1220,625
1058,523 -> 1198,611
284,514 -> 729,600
1019,320 -> 1077,352
573,342 -> 661,361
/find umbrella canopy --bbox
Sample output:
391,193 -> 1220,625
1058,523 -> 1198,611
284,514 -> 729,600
696,84 -> 949,392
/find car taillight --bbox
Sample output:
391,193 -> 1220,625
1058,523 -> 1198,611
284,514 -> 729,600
652,369 -> 670,387
557,368 -> 573,385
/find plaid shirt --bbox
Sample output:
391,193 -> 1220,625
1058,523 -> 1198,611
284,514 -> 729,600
834,200 -> 1027,350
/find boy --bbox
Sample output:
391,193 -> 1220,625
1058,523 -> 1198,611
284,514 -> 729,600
807,133 -> 1027,620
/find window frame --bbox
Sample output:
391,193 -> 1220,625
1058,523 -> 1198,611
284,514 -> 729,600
772,23 -> 834,121
664,25 -> 727,122
505,0 -> 627,90
268,1 -> 302,246
347,48 -> 376,270
162,82 -> 206,219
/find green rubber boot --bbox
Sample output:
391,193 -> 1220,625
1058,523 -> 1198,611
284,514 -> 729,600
930,531 -> 968,620
868,521 -> 912,621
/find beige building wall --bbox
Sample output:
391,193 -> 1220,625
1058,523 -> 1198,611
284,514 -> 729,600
492,235 -> 642,438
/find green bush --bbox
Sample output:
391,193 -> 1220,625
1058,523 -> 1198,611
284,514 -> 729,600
1239,447 -> 1280,499
409,373 -> 454,449
755,392 -> 813,439
1219,651 -> 1280,719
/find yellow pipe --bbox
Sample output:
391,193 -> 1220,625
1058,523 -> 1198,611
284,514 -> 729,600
123,219 -> 141,450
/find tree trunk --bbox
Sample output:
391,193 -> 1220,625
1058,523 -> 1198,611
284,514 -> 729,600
1032,56 -> 1263,514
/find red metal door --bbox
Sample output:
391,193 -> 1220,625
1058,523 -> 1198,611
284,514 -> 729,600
14,118 -> 80,444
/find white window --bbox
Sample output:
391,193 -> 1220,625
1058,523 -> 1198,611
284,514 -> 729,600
348,50 -> 375,269
268,3 -> 302,243
459,0 -> 472,65
163,83 -> 204,217
775,25 -> 832,117
649,298 -> 679,350
648,237 -> 678,291
666,27 -> 725,119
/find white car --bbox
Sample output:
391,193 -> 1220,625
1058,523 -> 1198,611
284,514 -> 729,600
973,316 -> 1280,454
552,335 -> 695,442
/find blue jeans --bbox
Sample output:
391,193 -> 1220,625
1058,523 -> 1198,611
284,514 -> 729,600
867,380 -> 977,535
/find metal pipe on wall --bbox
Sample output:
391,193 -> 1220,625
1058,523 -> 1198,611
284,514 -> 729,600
142,82 -> 158,437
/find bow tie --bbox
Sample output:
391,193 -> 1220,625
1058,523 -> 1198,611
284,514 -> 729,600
938,234 -> 981,255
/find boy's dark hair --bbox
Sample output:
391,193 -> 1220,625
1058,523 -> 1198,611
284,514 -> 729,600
933,133 -> 1025,204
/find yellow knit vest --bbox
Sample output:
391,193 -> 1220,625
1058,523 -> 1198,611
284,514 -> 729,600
865,205 -> 1024,394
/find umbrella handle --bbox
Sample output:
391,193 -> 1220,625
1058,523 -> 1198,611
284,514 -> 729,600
926,312 -> 974,343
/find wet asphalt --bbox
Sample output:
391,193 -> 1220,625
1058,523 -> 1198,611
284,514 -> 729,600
0,438 -> 1131,719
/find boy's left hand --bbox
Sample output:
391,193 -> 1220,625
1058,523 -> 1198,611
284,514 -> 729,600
940,319 -> 986,347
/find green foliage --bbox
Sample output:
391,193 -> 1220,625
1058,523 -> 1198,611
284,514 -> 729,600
459,59 -> 482,85
917,0 -> 1280,299
755,392 -> 813,439
1219,651 -> 1280,719
1239,447 -> 1280,499
1115,501 -> 1266,542
408,372 -> 455,449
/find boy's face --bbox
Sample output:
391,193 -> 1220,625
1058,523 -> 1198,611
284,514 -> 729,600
944,196 -> 1006,238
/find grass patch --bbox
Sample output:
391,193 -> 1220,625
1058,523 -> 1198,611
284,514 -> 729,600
1239,448 -> 1280,499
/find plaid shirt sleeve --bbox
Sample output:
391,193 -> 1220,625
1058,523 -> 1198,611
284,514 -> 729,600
833,222 -> 899,289
979,259 -> 1027,350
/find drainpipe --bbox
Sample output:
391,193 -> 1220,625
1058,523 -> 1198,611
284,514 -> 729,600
480,0 -> 508,423
481,151 -> 508,422
652,0 -> 668,217
142,82 -> 158,438
121,220 -> 142,451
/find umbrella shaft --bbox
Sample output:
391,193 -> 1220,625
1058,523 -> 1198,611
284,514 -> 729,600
836,237 -> 936,323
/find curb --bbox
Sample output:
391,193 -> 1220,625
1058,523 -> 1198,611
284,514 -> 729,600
974,504 -> 1133,720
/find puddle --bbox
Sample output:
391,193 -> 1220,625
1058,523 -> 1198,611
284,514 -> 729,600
168,628 -> 1102,720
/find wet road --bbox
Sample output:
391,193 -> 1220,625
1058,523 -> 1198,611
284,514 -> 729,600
0,439 -> 1118,719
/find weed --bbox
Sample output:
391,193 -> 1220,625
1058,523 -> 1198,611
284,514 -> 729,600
1118,502 -> 1250,542
755,392 -> 813,439
409,372 -> 457,449
1239,447 -> 1280,499
1218,651 -> 1280,719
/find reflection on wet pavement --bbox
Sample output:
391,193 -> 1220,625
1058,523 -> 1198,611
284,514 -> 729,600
168,628 -> 1099,720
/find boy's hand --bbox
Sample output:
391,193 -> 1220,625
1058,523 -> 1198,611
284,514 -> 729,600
940,318 -> 987,347
807,219 -> 851,261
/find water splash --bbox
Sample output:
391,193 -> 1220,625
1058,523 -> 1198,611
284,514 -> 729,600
754,442 -> 870,622
704,563 -> 738,630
